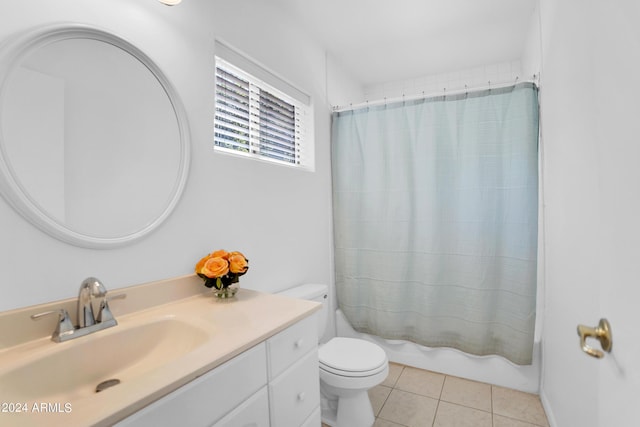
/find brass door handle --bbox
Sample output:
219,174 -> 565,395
577,318 -> 612,359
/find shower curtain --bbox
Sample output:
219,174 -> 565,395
331,83 -> 539,365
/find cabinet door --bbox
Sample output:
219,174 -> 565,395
116,343 -> 267,427
212,387 -> 269,427
269,350 -> 319,427
300,407 -> 321,427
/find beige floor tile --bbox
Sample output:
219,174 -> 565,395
369,385 -> 393,416
382,362 -> 404,387
492,386 -> 549,427
373,419 -> 406,427
378,388 -> 439,427
394,366 -> 445,399
433,401 -> 492,427
440,375 -> 492,412
372,365 -> 551,427
493,414 -> 544,427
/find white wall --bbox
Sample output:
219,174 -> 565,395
521,0 -> 541,81
0,0 -> 362,312
362,60 -> 523,106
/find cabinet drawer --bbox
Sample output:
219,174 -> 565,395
116,343 -> 267,427
269,349 -> 319,427
267,312 -> 318,379
212,386 -> 269,427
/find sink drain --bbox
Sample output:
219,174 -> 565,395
95,379 -> 121,393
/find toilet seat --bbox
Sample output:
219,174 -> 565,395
319,337 -> 387,377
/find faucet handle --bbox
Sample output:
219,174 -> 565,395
97,293 -> 126,324
78,277 -> 108,328
31,309 -> 75,342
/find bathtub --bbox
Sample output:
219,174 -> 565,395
334,309 -> 541,393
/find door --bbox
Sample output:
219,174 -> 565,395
593,1 -> 640,425
540,0 -> 640,425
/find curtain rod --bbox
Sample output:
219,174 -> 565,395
332,75 -> 539,113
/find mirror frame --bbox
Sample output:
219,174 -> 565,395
0,23 -> 190,248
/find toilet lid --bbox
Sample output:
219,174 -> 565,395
319,337 -> 387,375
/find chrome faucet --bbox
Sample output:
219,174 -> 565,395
78,277 -> 107,328
31,277 -> 125,342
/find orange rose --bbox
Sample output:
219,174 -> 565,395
195,254 -> 214,275
210,249 -> 229,260
201,257 -> 229,278
228,252 -> 248,274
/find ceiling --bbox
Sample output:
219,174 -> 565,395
274,0 -> 538,87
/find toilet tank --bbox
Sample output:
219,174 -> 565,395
277,283 -> 328,340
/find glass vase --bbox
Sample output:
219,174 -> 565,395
213,282 -> 239,299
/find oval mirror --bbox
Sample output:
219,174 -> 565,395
0,24 -> 190,248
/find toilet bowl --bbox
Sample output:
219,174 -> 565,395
277,284 -> 389,427
319,337 -> 389,427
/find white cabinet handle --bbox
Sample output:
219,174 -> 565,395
294,338 -> 304,348
297,392 -> 306,401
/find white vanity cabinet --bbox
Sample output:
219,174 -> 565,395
115,342 -> 268,427
213,387 -> 270,427
266,313 -> 320,427
115,313 -> 319,427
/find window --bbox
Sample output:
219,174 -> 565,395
214,48 -> 313,169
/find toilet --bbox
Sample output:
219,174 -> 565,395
278,284 -> 389,427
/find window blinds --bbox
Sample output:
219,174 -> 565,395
215,58 -> 306,166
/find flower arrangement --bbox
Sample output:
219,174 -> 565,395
195,249 -> 249,290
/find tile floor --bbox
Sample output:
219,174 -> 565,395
324,362 -> 549,427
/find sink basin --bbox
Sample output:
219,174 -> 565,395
0,316 -> 210,403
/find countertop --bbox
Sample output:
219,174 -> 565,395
0,275 -> 320,426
